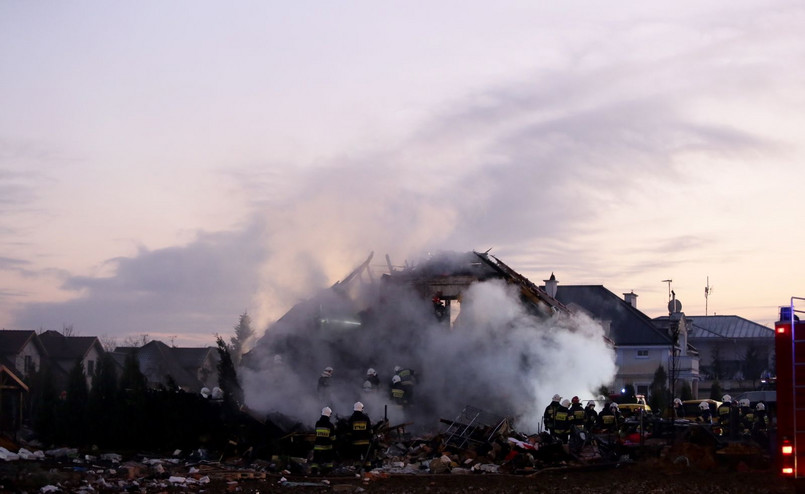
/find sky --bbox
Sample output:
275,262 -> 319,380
2,1 -> 805,349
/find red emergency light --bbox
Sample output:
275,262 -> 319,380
781,439 -> 795,476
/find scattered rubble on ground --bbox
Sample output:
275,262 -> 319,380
0,406 -> 789,493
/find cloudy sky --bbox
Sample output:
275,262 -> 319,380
2,1 -> 804,347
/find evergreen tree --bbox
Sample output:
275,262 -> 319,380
217,335 -> 243,407
118,350 -> 148,449
680,381 -> 693,401
711,346 -> 724,381
64,360 -> 90,445
648,365 -> 669,412
30,364 -> 59,446
229,312 -> 255,367
710,380 -> 723,400
743,345 -> 763,388
88,353 -> 119,447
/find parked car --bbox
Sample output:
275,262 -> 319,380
616,394 -> 652,419
681,398 -> 721,422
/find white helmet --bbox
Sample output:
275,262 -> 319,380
699,401 -> 710,410
722,394 -> 732,403
392,375 -> 401,384
200,387 -> 211,398
561,399 -> 570,408
552,394 -> 561,402
587,400 -> 595,407
756,402 -> 766,411
394,365 -> 402,373
273,354 -> 283,364
321,406 -> 332,417
610,402 -> 619,410
211,387 -> 224,400
367,368 -> 377,376
322,367 -> 333,377
740,399 -> 751,407
354,401 -> 364,412
673,398 -> 682,406
363,380 -> 373,390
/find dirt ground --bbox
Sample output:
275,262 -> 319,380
2,459 -> 798,494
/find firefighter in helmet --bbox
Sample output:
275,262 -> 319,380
311,406 -> 336,475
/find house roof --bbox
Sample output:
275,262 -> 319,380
0,330 -> 38,357
685,315 -> 774,340
553,285 -> 673,346
39,330 -> 101,361
114,341 -> 216,391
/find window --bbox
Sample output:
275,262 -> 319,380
87,360 -> 95,376
636,350 -> 649,359
24,355 -> 34,375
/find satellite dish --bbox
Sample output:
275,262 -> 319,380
668,299 -> 682,313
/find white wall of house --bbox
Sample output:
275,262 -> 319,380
82,344 -> 103,389
613,345 -> 672,397
14,339 -> 43,380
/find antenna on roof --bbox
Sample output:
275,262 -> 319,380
662,279 -> 673,302
705,276 -> 713,316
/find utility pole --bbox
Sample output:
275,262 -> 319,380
705,277 -> 713,316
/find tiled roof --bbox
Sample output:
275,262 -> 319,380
553,285 -> 673,346
686,315 -> 774,339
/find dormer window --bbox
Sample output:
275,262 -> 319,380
636,349 -> 649,359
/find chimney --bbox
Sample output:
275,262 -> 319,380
544,273 -> 558,298
623,291 -> 638,308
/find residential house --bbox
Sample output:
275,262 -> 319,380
113,340 -> 220,393
39,330 -> 105,391
544,276 -> 701,399
0,329 -> 46,434
668,314 -> 775,396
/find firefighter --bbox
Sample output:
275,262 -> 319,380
569,396 -> 585,433
753,402 -> 770,432
673,398 -> 685,419
318,367 -> 334,406
598,402 -> 620,434
311,406 -> 336,475
543,394 -> 562,435
752,402 -> 770,448
553,399 -> 572,444
365,368 -> 380,390
717,395 -> 731,427
390,374 -> 407,405
584,400 -> 598,433
393,365 -> 417,402
349,401 -> 372,468
739,398 -> 755,435
699,400 -> 713,424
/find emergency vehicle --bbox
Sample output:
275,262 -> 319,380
775,297 -> 805,479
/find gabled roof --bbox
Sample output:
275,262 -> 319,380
686,315 -> 774,340
39,330 -> 102,361
0,330 -> 39,357
113,341 -> 217,392
553,285 -> 673,346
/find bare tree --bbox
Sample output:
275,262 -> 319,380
122,334 -> 151,348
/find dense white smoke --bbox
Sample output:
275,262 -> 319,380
240,270 -> 617,434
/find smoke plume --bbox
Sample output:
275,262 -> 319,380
239,260 -> 617,434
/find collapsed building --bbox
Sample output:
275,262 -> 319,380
239,250 -> 617,434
